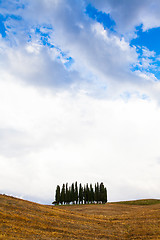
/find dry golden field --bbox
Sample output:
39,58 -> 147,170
0,194 -> 160,239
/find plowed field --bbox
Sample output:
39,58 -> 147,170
0,194 -> 160,239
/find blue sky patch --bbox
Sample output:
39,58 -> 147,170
7,14 -> 22,21
131,25 -> 160,55
0,13 -> 23,38
64,57 -> 74,69
30,25 -> 54,48
85,4 -> 115,31
57,50 -> 74,69
0,14 -> 6,37
35,27 -> 51,46
130,25 -> 160,80
0,0 -> 25,12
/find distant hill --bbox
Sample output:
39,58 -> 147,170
0,194 -> 160,239
113,199 -> 160,205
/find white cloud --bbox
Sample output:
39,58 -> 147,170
0,40 -> 80,88
0,0 -> 160,204
1,0 -> 157,94
0,76 -> 160,203
90,0 -> 160,33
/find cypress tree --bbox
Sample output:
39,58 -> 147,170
95,182 -> 100,203
79,183 -> 83,204
104,187 -> 107,203
97,182 -> 100,203
75,181 -> 78,204
83,185 -> 87,204
90,184 -> 94,203
60,184 -> 65,205
94,183 -> 97,203
54,182 -> 107,205
86,183 -> 89,203
68,186 -> 71,204
100,182 -> 105,203
55,185 -> 60,205
66,183 -> 69,204
71,183 -> 75,204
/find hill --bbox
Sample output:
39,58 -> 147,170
113,199 -> 160,205
0,194 -> 160,239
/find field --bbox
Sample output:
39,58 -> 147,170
0,194 -> 160,239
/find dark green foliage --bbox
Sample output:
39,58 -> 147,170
71,183 -> 75,204
83,185 -> 87,204
79,183 -> 83,204
75,182 -> 78,204
68,186 -> 71,203
94,183 -> 97,203
104,187 -> 107,203
65,183 -> 70,204
86,183 -> 89,203
55,185 -> 60,205
60,184 -> 66,205
54,182 -> 107,205
99,182 -> 107,203
90,184 -> 94,203
95,182 -> 100,203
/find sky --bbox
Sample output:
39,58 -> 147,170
0,0 -> 160,204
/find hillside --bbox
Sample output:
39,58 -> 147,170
0,194 -> 160,239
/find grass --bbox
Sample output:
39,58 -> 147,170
0,194 -> 160,239
113,199 -> 160,205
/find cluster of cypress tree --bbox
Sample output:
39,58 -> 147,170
53,182 -> 107,205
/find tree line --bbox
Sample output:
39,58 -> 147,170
53,182 -> 107,205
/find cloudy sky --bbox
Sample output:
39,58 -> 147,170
0,0 -> 160,204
